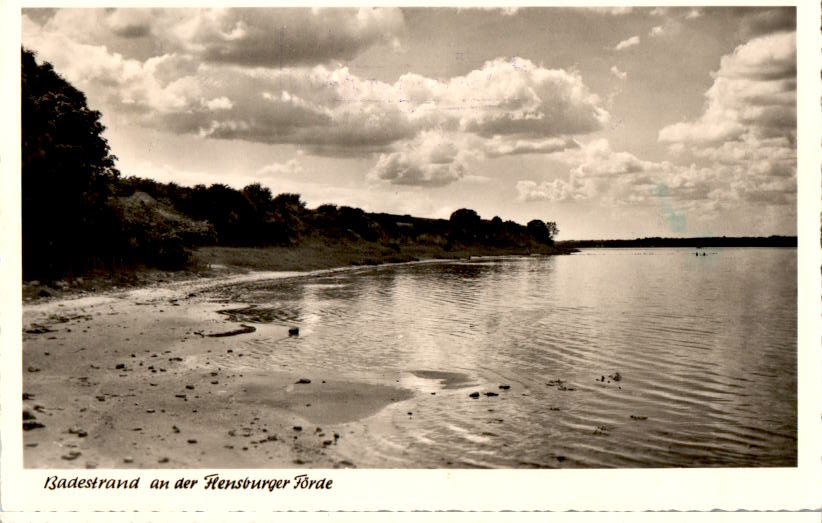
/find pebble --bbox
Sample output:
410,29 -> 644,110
187,439 -> 197,444
158,457 -> 169,463
293,426 -> 302,431
123,456 -> 134,463
61,451 -> 83,461
469,392 -> 480,398
296,378 -> 311,384
499,385 -> 511,390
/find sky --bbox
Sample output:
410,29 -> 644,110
20,6 -> 797,239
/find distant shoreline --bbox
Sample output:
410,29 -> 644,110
558,236 -> 796,249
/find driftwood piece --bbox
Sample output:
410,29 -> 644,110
196,324 -> 257,338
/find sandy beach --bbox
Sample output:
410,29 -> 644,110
22,270 -> 415,469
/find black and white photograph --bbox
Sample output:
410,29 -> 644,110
3,1 -> 820,516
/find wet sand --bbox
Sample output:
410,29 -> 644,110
21,273 -> 413,469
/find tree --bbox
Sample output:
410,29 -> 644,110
527,219 -> 558,245
22,47 -> 121,279
449,208 -> 482,244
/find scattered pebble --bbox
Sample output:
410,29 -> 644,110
68,426 -> 88,437
296,378 -> 311,384
499,385 -> 511,390
123,456 -> 134,464
187,439 -> 197,444
158,457 -> 169,463
115,363 -> 125,369
61,451 -> 82,461
293,426 -> 302,431
469,392 -> 480,398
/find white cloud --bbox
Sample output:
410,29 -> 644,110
649,26 -> 664,37
367,131 -> 469,187
685,8 -> 703,20
610,65 -> 627,80
257,159 -> 303,176
204,96 -> 233,110
659,31 -> 796,148
613,35 -> 640,51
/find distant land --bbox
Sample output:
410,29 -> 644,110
558,236 -> 797,249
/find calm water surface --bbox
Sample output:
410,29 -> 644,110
209,248 -> 796,468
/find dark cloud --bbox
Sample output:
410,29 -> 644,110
738,8 -> 795,39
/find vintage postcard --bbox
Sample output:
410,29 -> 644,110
1,0 -> 820,518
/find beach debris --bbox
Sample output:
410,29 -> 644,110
296,378 -> 311,384
546,379 -> 564,387
68,426 -> 88,438
23,420 -> 45,431
557,385 -> 575,391
25,324 -> 55,334
158,457 -> 170,464
198,324 -> 256,338
172,425 -> 180,433
323,440 -> 333,446
485,392 -> 499,397
293,426 -> 303,432
609,372 -> 622,382
288,327 -> 300,337
469,392 -> 480,398
27,367 -> 41,373
187,439 -> 197,444
630,415 -> 648,421
115,363 -> 125,369
499,385 -> 511,390
185,385 -> 194,390
61,451 -> 82,461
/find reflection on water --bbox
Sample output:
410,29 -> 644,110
208,248 -> 797,468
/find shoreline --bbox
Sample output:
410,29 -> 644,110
22,249 -> 560,469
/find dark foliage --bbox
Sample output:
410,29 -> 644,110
22,48 -> 121,279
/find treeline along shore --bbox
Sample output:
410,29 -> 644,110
22,47 -> 567,297
559,236 -> 797,249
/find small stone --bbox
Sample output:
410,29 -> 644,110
485,392 -> 499,397
293,426 -> 302,431
146,409 -> 155,414
322,440 -> 332,446
27,367 -> 40,373
123,456 -> 134,463
158,457 -> 169,463
187,439 -> 197,444
185,385 -> 194,390
499,385 -> 511,390
296,378 -> 311,384
469,392 -> 480,398
61,451 -> 82,461
23,421 -> 45,431
115,363 -> 125,369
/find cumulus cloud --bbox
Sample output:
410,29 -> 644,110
26,7 -> 406,66
658,31 -> 796,146
613,36 -> 640,51
649,26 -> 664,37
23,9 -> 608,190
367,131 -> 470,187
610,65 -> 627,80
